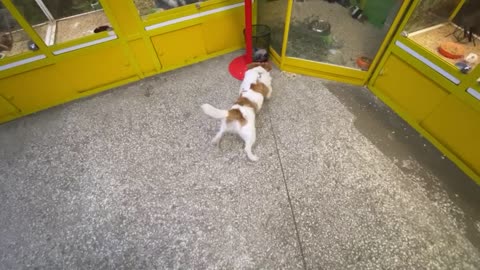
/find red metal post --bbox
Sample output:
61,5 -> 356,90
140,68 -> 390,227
228,0 -> 253,80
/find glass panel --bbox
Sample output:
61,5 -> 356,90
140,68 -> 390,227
133,0 -> 203,18
453,1 -> 480,73
404,0 -> 460,33
286,0 -> 404,70
0,3 -> 36,60
12,0 -> 114,46
257,0 -> 288,56
42,0 -> 103,18
403,1 -> 480,70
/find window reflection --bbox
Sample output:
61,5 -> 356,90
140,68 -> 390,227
404,0 -> 480,69
0,3 -> 34,59
285,0 -> 404,70
134,0 -> 203,17
11,0 -> 114,46
257,0 -> 288,56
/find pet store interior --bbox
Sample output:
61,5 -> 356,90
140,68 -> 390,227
1,0 -> 480,268
1,0 -> 477,183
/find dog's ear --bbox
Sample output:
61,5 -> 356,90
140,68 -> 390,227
247,62 -> 272,71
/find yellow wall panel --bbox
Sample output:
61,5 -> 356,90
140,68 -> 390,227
0,95 -> 18,119
0,64 -> 75,113
0,3 -> 247,125
102,0 -> 143,38
128,39 -> 159,76
151,25 -> 207,68
421,96 -> 480,175
373,54 -> 449,122
202,9 -> 244,54
56,45 -> 136,93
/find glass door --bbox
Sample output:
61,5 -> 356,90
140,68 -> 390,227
286,0 -> 405,71
257,0 -> 289,60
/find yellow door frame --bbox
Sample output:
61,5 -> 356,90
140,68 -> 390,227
268,0 -> 414,86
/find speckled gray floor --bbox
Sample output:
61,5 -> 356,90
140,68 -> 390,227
1,52 -> 479,269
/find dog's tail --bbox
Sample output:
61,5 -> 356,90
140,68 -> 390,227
201,104 -> 228,119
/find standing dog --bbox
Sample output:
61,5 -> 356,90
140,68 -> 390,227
201,63 -> 273,161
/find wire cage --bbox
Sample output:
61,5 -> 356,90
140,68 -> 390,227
246,24 -> 271,62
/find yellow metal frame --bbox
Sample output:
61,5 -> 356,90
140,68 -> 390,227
265,0 -> 413,85
367,0 -> 480,184
368,76 -> 480,185
265,0 -> 480,184
449,0 -> 466,21
0,0 -> 246,123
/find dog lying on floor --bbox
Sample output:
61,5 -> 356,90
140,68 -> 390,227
201,62 -> 273,161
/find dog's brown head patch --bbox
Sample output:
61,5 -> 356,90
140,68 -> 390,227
226,109 -> 246,126
247,62 -> 272,71
250,82 -> 269,97
235,96 -> 258,112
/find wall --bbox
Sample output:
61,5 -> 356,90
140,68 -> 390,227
0,0 -> 245,123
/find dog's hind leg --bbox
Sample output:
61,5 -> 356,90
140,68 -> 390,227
241,132 -> 258,161
266,86 -> 273,99
211,123 -> 226,146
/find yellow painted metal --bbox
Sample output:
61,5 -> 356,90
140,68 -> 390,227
152,45 -> 243,76
0,0 -> 413,121
0,56 -> 54,80
152,25 -> 207,67
0,94 -> 18,119
0,63 -> 84,115
421,95 -> 480,179
449,0 -> 466,21
398,36 -> 462,75
283,64 -> 364,86
269,47 -> 281,68
389,45 -> 461,94
362,0 -> 413,85
462,68 -> 480,99
368,81 -> 480,185
0,48 -> 46,66
280,0 -> 293,69
283,57 -> 365,85
367,0 -> 480,183
375,43 -> 480,116
201,8 -> 245,54
373,54 -> 449,121
0,0 -> 247,124
276,0 -> 413,85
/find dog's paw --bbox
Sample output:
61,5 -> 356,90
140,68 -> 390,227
211,139 -> 221,146
248,155 -> 259,162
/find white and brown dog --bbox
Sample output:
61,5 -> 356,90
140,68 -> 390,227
201,62 -> 273,161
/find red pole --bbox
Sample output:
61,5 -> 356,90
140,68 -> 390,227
228,0 -> 254,80
244,0 -> 253,64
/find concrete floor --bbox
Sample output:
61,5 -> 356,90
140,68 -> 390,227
1,52 -> 479,269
